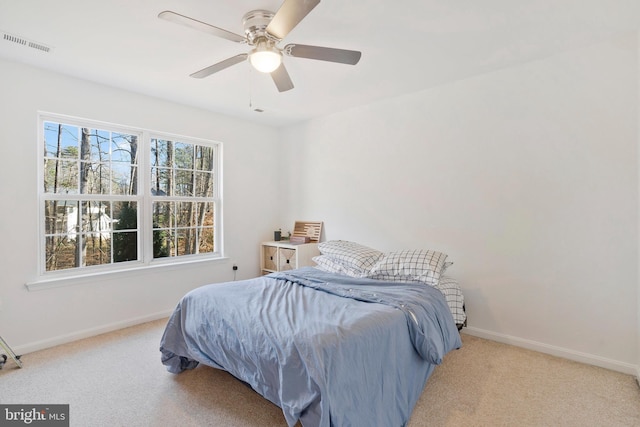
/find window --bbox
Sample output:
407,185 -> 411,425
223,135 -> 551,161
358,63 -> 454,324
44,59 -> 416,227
150,138 -> 216,258
39,114 -> 221,277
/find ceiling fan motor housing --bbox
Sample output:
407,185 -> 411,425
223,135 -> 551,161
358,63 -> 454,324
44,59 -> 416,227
243,10 -> 277,45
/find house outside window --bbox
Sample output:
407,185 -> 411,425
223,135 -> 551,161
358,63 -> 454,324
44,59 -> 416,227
39,114 -> 222,277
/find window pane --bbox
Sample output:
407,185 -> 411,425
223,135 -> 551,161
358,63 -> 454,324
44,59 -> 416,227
177,229 -> 198,256
151,139 -> 171,167
113,201 -> 137,231
43,159 -> 57,192
152,201 -> 172,228
81,201 -> 109,235
166,230 -> 177,257
175,201 -> 195,228
151,167 -> 171,196
174,142 -> 193,169
175,170 -> 193,196
194,172 -> 213,197
85,234 -> 111,266
48,200 -> 79,237
82,162 -> 110,194
193,202 -> 213,226
44,122 -> 78,159
112,133 -> 138,164
195,146 -> 214,171
45,236 -> 78,271
58,160 -> 79,193
112,163 -> 137,195
113,231 -> 137,262
153,229 -> 170,258
44,159 -> 79,194
198,227 -> 214,253
89,129 -> 110,163
44,200 -> 78,235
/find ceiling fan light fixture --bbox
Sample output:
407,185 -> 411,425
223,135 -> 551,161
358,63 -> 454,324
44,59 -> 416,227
250,40 -> 282,73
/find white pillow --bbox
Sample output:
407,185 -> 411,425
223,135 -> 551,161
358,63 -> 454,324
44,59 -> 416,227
317,240 -> 383,275
312,255 -> 365,277
368,249 -> 449,286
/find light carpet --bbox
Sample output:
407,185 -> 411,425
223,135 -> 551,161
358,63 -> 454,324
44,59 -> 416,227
0,319 -> 638,426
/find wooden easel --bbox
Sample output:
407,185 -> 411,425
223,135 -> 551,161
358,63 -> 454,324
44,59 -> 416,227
0,335 -> 22,369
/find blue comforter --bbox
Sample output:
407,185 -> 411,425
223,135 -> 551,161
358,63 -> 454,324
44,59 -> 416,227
160,267 -> 461,427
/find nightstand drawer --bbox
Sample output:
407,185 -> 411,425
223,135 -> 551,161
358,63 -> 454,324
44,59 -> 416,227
262,245 -> 278,271
278,248 -> 297,271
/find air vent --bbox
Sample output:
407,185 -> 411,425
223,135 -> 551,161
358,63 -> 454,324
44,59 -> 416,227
2,31 -> 52,53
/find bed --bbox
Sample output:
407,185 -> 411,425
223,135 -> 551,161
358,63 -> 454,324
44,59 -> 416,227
160,243 -> 463,427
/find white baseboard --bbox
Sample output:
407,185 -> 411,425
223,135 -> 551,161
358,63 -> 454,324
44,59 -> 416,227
463,326 -> 638,376
12,309 -> 174,355
10,315 -> 640,381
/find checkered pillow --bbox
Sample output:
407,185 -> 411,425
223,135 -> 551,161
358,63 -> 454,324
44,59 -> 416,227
368,249 -> 449,286
434,275 -> 466,325
313,255 -> 366,277
317,240 -> 383,275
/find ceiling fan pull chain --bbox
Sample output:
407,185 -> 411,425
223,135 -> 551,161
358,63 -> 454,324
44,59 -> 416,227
248,64 -> 253,110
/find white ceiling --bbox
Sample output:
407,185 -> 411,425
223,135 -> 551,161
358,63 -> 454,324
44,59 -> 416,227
1,0 -> 640,127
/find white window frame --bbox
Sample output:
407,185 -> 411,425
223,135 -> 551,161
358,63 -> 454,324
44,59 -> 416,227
33,112 -> 223,286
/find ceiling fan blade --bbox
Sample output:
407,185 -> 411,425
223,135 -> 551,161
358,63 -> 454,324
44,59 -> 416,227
284,44 -> 361,65
266,0 -> 321,40
271,63 -> 295,92
158,10 -> 246,43
190,54 -> 248,79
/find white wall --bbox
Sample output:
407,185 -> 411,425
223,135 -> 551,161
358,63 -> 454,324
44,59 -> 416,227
2,33 -> 638,376
0,59 -> 280,353
280,34 -> 639,373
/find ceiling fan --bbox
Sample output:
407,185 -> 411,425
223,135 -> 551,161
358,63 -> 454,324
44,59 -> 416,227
158,0 -> 361,92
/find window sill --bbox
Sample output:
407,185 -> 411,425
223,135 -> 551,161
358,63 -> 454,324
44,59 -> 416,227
25,256 -> 229,292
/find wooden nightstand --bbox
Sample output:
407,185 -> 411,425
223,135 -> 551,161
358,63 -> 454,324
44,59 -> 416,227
260,241 -> 320,275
